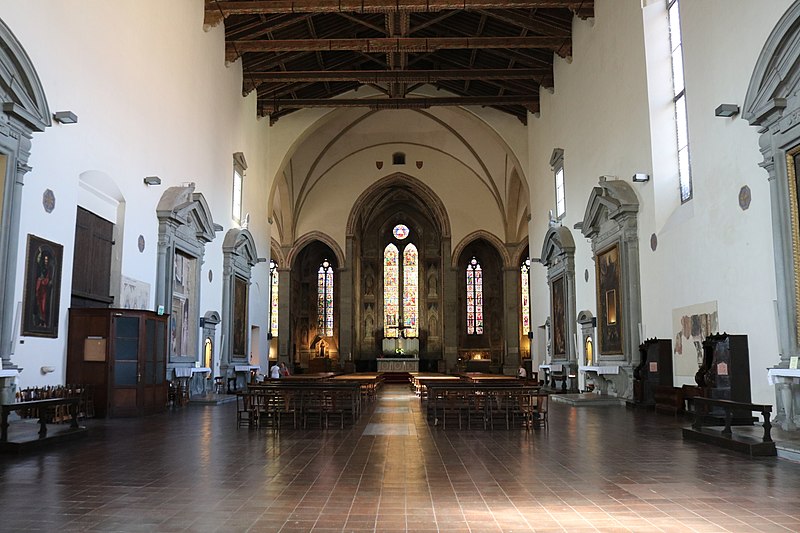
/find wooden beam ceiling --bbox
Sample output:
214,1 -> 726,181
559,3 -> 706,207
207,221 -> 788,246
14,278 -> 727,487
248,68 -> 549,83
209,1 -> 594,16
261,94 -> 539,113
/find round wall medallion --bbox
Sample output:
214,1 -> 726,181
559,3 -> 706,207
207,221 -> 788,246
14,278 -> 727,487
739,185 -> 752,210
137,235 -> 145,253
208,270 -> 213,282
42,189 -> 55,213
650,233 -> 658,251
584,269 -> 589,282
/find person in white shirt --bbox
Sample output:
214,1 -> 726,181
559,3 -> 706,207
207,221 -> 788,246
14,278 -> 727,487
270,363 -> 281,379
518,365 -> 527,379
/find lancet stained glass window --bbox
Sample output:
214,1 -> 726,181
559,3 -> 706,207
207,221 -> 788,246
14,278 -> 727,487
317,259 -> 334,337
403,244 -> 418,337
384,244 -> 399,337
466,257 -> 484,334
521,258 -> 531,335
269,260 -> 278,337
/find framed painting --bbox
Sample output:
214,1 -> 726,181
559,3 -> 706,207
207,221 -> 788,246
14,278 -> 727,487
22,234 -> 63,338
233,275 -> 248,358
551,274 -> 566,357
596,243 -> 623,354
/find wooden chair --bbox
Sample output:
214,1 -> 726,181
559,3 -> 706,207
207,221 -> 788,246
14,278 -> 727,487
441,390 -> 468,429
533,394 -> 549,429
236,392 -> 258,428
513,391 -> 536,430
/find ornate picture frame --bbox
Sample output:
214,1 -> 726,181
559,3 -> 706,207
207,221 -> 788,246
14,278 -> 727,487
551,274 -> 566,357
596,243 -> 623,354
22,234 -> 63,338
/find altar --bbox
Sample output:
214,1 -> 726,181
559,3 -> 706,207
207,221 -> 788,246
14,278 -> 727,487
377,357 -> 419,372
381,336 -> 419,356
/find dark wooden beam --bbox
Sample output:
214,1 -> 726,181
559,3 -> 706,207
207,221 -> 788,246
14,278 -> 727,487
261,94 -> 539,112
211,1 -> 592,15
230,36 -> 567,54
475,9 -> 570,36
249,68 -> 547,82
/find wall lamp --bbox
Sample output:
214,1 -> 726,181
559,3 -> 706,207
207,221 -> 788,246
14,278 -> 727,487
143,176 -> 162,186
53,111 -> 78,124
632,173 -> 650,183
715,104 -> 740,118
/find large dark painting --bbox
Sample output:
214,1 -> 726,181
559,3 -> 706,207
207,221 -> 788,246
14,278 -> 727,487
596,243 -> 622,354
551,275 -> 566,357
233,275 -> 248,358
22,234 -> 63,338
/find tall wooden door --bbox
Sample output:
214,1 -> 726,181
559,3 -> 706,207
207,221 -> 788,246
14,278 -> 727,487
111,314 -> 141,416
72,207 -> 113,308
142,316 -> 167,414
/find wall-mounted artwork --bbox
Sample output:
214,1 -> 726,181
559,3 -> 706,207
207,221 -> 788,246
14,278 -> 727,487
120,276 -> 150,310
233,275 -> 248,358
22,234 -> 63,338
596,243 -> 622,354
672,301 -> 719,378
551,274 -> 566,357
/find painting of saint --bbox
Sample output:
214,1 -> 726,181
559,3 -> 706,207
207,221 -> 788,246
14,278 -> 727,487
551,275 -> 566,357
233,276 -> 248,358
22,235 -> 63,338
596,243 -> 622,354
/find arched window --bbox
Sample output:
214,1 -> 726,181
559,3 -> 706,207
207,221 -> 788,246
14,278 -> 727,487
269,259 -> 279,337
384,244 -> 399,337
317,259 -> 334,337
383,224 -> 418,338
521,257 -> 531,336
466,256 -> 484,334
403,244 -> 418,337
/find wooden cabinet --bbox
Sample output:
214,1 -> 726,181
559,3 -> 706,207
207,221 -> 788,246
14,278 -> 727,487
634,338 -> 673,406
67,308 -> 168,417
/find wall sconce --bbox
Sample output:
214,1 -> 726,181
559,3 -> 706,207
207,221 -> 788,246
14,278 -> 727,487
631,173 -> 650,183
143,176 -> 162,186
53,111 -> 78,124
715,104 -> 740,118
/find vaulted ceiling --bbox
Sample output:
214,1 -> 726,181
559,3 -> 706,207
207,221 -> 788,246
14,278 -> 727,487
204,1 -> 594,123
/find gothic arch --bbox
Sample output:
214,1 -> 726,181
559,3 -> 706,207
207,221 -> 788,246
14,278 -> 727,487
270,237 -> 286,268
287,230 -> 345,269
451,230 -> 511,269
346,172 -> 451,239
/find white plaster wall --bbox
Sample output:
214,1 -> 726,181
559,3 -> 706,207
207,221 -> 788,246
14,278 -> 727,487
528,0 -> 792,405
0,1 -> 272,386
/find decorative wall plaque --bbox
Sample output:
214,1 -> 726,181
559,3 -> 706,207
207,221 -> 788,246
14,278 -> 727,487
208,269 -> 213,282
738,185 -> 751,210
416,161 -> 423,169
137,235 -> 145,253
650,233 -> 658,251
584,269 -> 589,282
42,189 -> 55,213
376,161 -> 383,169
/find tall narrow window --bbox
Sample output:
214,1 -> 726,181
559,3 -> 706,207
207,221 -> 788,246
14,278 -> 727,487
232,152 -> 247,224
317,259 -> 334,337
466,257 -> 484,335
521,257 -> 531,336
551,148 -> 566,218
384,244 -> 399,337
383,224 -> 419,338
403,244 -> 418,337
269,260 -> 279,338
667,0 -> 692,203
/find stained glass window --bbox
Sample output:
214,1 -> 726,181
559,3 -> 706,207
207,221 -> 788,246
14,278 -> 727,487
317,259 -> 334,337
403,244 -> 418,337
270,260 -> 279,337
393,224 -> 409,240
521,258 -> 531,336
466,257 -> 483,334
384,244 -> 399,337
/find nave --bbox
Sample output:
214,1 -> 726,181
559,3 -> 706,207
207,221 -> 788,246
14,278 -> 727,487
1,385 -> 799,532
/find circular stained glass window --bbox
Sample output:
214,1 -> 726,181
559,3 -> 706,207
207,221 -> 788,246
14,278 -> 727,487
393,224 -> 410,240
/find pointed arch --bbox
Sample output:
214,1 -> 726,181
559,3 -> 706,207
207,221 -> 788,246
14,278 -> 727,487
269,237 -> 286,269
451,230 -> 510,269
287,230 -> 345,269
346,172 -> 451,239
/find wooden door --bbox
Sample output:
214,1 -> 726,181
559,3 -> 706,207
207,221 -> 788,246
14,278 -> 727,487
142,316 -> 167,414
71,207 -> 114,308
111,314 -> 141,416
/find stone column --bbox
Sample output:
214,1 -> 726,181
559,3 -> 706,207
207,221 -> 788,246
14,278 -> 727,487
503,266 -> 521,375
442,237 -> 458,373
338,236 -> 354,367
277,266 -> 291,363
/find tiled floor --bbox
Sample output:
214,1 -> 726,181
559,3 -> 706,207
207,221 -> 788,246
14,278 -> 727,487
2,384 -> 800,532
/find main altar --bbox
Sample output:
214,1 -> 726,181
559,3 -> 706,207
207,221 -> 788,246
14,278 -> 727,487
378,336 -> 419,372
